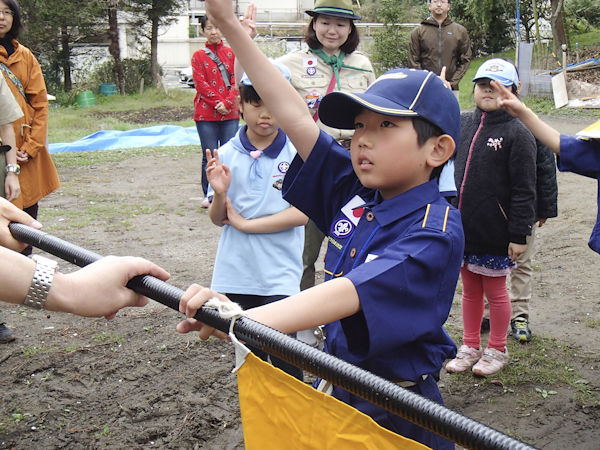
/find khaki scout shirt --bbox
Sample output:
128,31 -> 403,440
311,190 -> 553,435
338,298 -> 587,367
278,47 -> 375,141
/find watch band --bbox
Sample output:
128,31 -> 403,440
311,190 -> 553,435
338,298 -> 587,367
5,164 -> 20,175
23,255 -> 58,310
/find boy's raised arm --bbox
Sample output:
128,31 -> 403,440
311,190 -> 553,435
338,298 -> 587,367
494,81 -> 561,155
205,0 -> 320,160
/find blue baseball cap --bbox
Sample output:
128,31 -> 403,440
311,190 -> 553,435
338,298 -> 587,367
318,68 -> 460,144
240,59 -> 291,86
473,58 -> 519,88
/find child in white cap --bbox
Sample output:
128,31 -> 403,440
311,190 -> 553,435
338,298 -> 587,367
447,58 -> 537,376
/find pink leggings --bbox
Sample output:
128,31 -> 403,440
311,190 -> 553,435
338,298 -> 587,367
460,267 -> 510,352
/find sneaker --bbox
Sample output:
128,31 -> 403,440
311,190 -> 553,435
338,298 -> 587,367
511,316 -> 532,342
445,345 -> 483,373
481,317 -> 490,333
472,347 -> 510,376
0,323 -> 15,343
201,198 -> 210,208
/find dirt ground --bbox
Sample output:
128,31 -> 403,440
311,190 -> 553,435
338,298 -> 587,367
1,111 -> 600,449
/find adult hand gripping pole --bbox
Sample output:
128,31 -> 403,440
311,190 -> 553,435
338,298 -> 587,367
8,222 -> 538,450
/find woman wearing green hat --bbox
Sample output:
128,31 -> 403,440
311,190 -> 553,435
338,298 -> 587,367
278,0 -> 376,297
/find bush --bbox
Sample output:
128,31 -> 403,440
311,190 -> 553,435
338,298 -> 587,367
89,57 -> 158,95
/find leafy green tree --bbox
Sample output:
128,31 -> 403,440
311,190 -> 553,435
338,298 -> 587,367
19,0 -> 104,92
126,0 -> 185,83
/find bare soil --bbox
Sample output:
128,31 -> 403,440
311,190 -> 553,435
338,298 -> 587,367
1,112 -> 600,449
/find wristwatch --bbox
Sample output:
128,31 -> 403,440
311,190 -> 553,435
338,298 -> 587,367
23,255 -> 58,310
5,164 -> 20,175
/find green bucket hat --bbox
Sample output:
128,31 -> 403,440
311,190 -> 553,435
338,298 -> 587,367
306,0 -> 362,20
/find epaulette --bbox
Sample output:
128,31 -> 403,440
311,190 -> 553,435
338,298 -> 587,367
421,203 -> 451,232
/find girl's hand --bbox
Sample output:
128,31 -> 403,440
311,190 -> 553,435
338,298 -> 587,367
508,242 -> 527,263
4,173 -> 20,202
222,197 -> 247,231
176,284 -> 230,340
204,0 -> 237,27
240,3 -> 257,39
205,149 -> 231,195
16,149 -> 29,163
438,66 -> 452,90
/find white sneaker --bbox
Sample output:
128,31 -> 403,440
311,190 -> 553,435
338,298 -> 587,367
472,347 -> 510,377
445,345 -> 483,373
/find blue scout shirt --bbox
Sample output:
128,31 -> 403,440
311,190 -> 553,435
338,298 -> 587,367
208,127 -> 304,296
283,131 -> 463,381
557,135 -> 600,254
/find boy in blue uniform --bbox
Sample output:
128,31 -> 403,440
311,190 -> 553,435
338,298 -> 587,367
178,1 -> 464,448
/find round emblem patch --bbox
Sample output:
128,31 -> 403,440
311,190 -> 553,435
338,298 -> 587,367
278,161 -> 290,173
331,219 -> 354,238
307,67 -> 317,76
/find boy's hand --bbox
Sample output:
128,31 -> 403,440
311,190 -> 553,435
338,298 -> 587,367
222,197 -> 247,231
204,0 -> 237,26
205,149 -> 231,195
176,284 -> 230,340
493,81 -> 526,119
240,3 -> 257,39
508,242 -> 527,263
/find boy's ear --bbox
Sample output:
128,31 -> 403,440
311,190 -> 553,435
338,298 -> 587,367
426,135 -> 455,169
238,96 -> 244,114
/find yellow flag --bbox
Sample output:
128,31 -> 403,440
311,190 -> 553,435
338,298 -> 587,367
237,352 -> 431,449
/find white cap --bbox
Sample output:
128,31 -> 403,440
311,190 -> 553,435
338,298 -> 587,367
240,59 -> 291,86
473,58 -> 519,88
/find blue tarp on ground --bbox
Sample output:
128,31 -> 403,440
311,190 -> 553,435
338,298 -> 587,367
48,125 -> 200,154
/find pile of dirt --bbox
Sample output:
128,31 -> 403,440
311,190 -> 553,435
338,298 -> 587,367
90,106 -> 194,125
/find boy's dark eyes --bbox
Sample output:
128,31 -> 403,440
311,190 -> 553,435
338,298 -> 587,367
354,122 -> 364,129
381,121 -> 394,128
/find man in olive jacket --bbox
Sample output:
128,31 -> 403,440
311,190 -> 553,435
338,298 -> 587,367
408,0 -> 471,97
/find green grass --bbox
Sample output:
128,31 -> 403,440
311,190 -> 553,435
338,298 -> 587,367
48,88 -> 196,143
571,29 -> 600,48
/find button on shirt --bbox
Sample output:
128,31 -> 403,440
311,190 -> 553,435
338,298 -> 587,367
283,131 -> 464,383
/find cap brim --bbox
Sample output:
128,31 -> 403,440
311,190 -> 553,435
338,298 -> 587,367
319,91 -> 417,130
473,75 -> 515,87
306,10 -> 361,20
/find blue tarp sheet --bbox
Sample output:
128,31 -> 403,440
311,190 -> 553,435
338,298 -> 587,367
49,125 -> 200,154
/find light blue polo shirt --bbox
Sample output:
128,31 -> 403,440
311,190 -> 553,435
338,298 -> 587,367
208,127 -> 304,296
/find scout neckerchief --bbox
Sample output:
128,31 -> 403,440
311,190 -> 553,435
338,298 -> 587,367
239,126 -> 286,181
309,48 -> 372,122
204,45 -> 232,88
0,62 -> 27,102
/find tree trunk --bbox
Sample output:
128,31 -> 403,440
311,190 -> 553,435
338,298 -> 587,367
108,6 -> 125,95
150,17 -> 159,83
550,0 -> 566,57
61,24 -> 71,91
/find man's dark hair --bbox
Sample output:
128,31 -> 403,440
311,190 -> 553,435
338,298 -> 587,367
304,17 -> 360,54
2,0 -> 23,40
412,117 -> 447,180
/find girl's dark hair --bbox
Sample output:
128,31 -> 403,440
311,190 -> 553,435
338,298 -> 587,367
200,15 -> 210,31
304,16 -> 360,54
2,0 -> 23,40
412,117 -> 446,180
238,83 -> 262,110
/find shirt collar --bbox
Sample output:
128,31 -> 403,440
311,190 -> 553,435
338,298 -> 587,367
362,179 -> 442,227
239,126 -> 286,159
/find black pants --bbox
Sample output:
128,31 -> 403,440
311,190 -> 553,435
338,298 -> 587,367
226,293 -> 304,381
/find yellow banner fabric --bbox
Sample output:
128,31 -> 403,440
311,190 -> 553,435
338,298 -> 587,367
237,352 -> 431,449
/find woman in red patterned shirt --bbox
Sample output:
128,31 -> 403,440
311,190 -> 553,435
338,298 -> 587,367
192,15 -> 240,207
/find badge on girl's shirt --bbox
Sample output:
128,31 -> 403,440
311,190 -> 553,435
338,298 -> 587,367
303,57 -> 318,68
306,89 -> 322,109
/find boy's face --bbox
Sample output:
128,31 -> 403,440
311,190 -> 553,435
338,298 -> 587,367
351,109 -> 433,200
239,99 -> 280,142
474,79 -> 502,112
